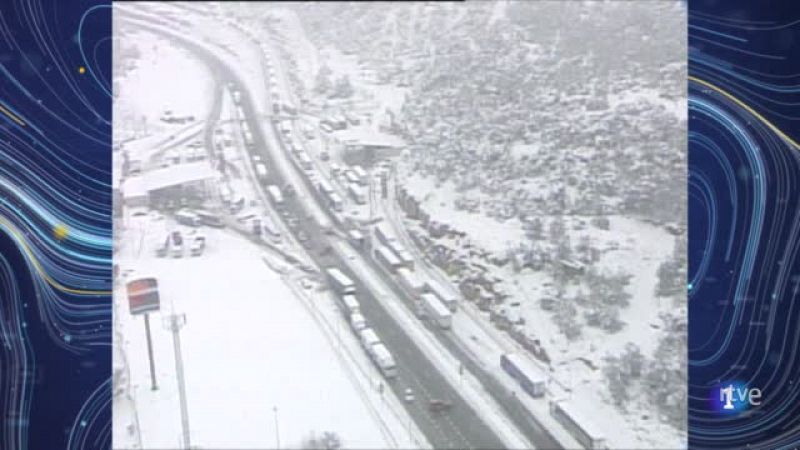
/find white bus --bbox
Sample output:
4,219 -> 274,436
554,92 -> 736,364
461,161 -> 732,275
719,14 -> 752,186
425,279 -> 459,312
317,178 -> 335,195
420,293 -> 452,329
550,400 -> 607,450
500,353 -> 546,398
387,240 -> 414,269
175,210 -> 201,227
348,183 -> 367,205
375,245 -> 402,273
374,223 -> 396,247
397,267 -> 425,300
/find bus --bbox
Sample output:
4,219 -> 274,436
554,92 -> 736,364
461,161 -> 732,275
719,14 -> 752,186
425,279 -> 459,312
550,400 -> 607,450
317,178 -> 335,196
375,245 -> 402,273
374,223 -> 396,247
348,183 -> 367,205
326,267 -> 355,295
175,210 -> 201,227
420,293 -> 452,329
387,240 -> 414,269
396,267 -> 425,300
196,210 -> 225,228
500,353 -> 546,398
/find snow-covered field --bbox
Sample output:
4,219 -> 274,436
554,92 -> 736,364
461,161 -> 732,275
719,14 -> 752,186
114,30 -> 213,141
114,217 -> 394,449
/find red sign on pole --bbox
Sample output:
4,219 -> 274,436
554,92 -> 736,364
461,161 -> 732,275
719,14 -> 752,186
127,277 -> 161,315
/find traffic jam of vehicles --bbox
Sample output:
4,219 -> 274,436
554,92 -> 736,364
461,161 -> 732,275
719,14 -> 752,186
221,43 -> 599,447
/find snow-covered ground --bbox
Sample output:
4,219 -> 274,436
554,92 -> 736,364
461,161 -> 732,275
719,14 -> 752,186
114,217 -> 401,448
114,30 -> 213,141
112,13 -> 426,448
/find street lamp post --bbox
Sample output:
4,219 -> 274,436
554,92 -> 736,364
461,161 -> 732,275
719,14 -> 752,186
164,313 -> 190,449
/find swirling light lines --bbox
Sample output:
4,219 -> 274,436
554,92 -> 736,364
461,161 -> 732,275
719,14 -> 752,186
688,3 -> 800,448
0,1 -> 111,449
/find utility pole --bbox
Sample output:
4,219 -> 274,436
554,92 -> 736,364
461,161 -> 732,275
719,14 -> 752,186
164,313 -> 191,449
273,406 -> 280,450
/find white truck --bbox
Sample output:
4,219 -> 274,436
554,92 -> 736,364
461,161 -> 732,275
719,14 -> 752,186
266,184 -> 284,207
375,245 -> 402,273
397,267 -> 425,300
255,163 -> 269,181
349,312 -> 367,331
425,279 -> 459,312
359,328 -> 380,352
326,268 -> 356,295
328,192 -> 344,212
387,240 -> 414,269
420,293 -> 452,329
374,223 -> 396,247
348,183 -> 367,205
351,165 -> 368,185
341,294 -> 360,316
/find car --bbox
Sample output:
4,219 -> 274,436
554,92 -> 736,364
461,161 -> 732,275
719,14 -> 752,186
404,388 -> 414,403
190,235 -> 206,256
297,230 -> 309,242
171,241 -> 183,258
155,235 -> 170,258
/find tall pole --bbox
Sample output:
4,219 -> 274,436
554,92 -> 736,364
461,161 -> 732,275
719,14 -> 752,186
165,314 -> 190,449
144,314 -> 158,391
273,406 -> 280,450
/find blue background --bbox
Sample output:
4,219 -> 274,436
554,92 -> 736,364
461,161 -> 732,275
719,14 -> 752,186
689,0 -> 800,448
0,0 -> 798,449
0,1 -> 112,449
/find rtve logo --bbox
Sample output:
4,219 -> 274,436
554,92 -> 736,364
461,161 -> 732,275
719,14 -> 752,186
713,381 -> 762,413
